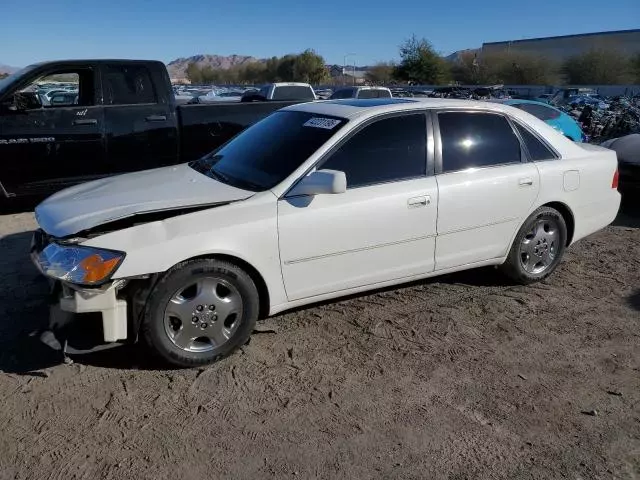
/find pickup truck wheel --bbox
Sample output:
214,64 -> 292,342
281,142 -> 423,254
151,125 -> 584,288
142,259 -> 259,367
501,206 -> 567,284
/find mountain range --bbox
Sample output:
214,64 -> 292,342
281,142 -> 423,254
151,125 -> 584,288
167,54 -> 262,78
0,63 -> 18,74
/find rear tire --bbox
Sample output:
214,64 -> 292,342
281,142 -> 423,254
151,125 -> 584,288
142,259 -> 259,367
501,207 -> 567,284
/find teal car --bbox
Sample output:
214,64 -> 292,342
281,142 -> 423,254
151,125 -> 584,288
492,99 -> 585,142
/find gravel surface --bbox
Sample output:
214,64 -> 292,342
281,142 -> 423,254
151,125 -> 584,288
0,205 -> 638,480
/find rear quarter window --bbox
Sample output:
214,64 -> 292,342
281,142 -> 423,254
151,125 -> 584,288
513,103 -> 561,121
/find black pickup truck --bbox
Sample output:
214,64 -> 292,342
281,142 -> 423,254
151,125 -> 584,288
0,60 -> 302,198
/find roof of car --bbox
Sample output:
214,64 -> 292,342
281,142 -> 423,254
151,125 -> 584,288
270,82 -> 313,87
284,98 -> 532,120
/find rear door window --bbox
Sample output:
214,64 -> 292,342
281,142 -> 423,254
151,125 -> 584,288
438,112 -> 522,173
103,65 -> 157,105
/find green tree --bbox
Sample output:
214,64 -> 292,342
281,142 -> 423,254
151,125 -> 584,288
394,35 -> 450,84
488,52 -> 558,85
451,51 -> 557,85
263,57 -> 281,82
240,62 -> 267,84
563,49 -> 632,84
450,51 -> 493,84
276,54 -> 297,82
199,65 -> 217,83
0,73 -> 9,80
292,49 -> 328,84
185,62 -> 203,84
365,62 -> 395,84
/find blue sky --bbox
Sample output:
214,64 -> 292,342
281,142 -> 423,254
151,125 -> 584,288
2,0 -> 639,67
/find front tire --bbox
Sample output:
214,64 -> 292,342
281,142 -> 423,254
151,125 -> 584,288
501,207 -> 567,284
142,259 -> 259,367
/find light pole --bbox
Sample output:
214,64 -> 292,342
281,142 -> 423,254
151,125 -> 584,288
343,53 -> 356,86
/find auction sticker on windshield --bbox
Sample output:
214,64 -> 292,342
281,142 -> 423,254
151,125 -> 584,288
303,117 -> 341,129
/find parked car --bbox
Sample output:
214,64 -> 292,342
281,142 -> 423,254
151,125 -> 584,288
601,134 -> 640,197
492,99 -> 585,141
198,89 -> 243,103
0,60 -> 310,199
329,86 -> 392,100
314,88 -> 333,100
38,88 -> 73,106
241,82 -> 317,102
31,98 -> 621,367
568,95 -> 610,110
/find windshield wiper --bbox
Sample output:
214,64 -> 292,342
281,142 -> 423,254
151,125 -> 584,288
208,168 -> 231,184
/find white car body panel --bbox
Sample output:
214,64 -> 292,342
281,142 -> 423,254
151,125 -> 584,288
278,177 -> 438,300
33,98 -> 621,339
35,164 -> 253,237
83,191 -> 290,307
435,163 -> 540,270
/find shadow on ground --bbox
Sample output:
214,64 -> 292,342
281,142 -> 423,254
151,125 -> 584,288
0,196 -> 43,215
628,291 -> 640,312
614,195 -> 640,228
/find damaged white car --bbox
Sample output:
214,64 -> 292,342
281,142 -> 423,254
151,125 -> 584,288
32,98 -> 621,367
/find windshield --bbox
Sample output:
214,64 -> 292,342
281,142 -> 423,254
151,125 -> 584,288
190,111 -> 347,191
0,64 -> 39,97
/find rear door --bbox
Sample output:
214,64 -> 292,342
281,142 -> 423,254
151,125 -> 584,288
101,63 -> 178,174
433,110 -> 540,270
0,66 -> 105,196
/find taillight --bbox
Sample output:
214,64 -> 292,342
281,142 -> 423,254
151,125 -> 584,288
612,168 -> 619,189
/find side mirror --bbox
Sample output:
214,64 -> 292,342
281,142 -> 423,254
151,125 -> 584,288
9,91 -> 42,111
288,169 -> 347,197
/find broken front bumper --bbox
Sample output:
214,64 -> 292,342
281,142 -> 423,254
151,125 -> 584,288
31,229 -> 129,343
54,282 -> 129,343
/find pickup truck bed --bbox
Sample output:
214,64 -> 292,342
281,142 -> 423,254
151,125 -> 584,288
177,101 -> 299,161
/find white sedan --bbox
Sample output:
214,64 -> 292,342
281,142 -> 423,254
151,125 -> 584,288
32,98 -> 621,367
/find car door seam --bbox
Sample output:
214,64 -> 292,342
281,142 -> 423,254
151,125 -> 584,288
438,216 -> 519,236
283,234 -> 436,265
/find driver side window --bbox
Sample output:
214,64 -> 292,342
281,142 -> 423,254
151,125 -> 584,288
321,113 -> 427,188
16,69 -> 94,109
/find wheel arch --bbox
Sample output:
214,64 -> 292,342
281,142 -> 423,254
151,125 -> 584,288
540,201 -> 575,245
185,253 -> 271,319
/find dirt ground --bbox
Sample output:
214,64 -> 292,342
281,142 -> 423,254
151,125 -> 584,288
0,203 -> 638,480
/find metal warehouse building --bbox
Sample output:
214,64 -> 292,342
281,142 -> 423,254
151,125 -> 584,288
482,29 -> 640,60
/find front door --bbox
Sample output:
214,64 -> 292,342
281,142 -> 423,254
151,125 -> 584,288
0,68 -> 105,196
433,111 -> 541,270
278,112 -> 438,301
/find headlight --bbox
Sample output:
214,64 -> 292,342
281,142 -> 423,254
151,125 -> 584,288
36,243 -> 125,286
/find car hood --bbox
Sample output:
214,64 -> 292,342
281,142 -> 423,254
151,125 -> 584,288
35,163 -> 254,237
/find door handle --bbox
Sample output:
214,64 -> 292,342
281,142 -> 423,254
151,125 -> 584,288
73,119 -> 97,126
408,196 -> 431,208
519,178 -> 534,186
145,115 -> 167,122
